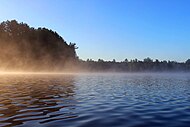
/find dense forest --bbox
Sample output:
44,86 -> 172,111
0,20 -> 77,71
77,58 -> 190,72
0,20 -> 189,72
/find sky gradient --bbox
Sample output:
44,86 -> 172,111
0,0 -> 190,62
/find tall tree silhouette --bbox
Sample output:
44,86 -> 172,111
0,20 -> 77,71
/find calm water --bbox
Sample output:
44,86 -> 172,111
0,73 -> 190,127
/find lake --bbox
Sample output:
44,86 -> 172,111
0,73 -> 190,127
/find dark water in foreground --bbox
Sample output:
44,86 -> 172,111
0,73 -> 190,127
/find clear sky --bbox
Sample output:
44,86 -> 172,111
0,0 -> 190,62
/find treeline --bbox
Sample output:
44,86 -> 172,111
0,20 -> 78,71
77,58 -> 190,72
0,20 -> 189,72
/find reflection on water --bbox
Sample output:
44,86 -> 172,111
0,73 -> 190,127
0,74 -> 77,127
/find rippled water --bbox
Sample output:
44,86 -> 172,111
0,73 -> 190,127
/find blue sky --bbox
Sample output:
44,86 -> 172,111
0,0 -> 190,62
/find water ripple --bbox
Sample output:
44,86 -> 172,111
0,73 -> 190,127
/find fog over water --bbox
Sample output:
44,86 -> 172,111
0,1 -> 190,126
0,20 -> 190,72
0,20 -> 190,127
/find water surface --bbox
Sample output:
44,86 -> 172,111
0,73 -> 190,127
